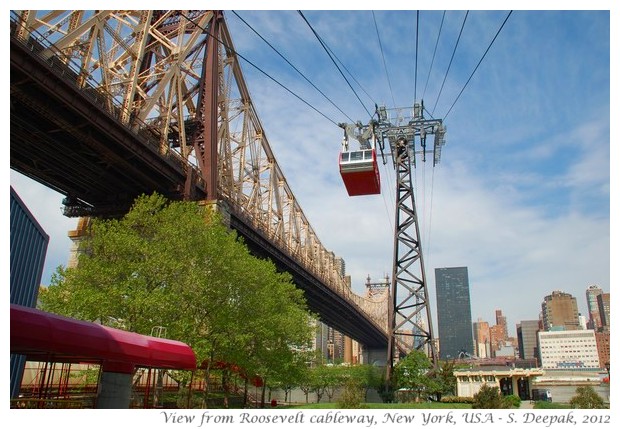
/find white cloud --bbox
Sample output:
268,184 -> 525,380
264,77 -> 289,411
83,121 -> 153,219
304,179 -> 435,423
422,154 -> 609,330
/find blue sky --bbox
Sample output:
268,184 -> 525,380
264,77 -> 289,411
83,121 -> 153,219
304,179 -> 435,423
8,6 -> 613,338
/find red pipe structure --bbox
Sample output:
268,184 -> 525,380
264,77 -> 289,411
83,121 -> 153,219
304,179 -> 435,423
10,304 -> 196,370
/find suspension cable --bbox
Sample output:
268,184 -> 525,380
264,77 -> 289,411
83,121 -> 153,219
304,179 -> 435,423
414,10 -> 419,102
424,167 -> 437,273
298,10 -> 373,119
431,10 -> 469,116
380,155 -> 395,234
372,11 -> 396,108
181,12 -> 341,127
324,42 -> 377,106
422,11 -> 446,100
231,10 -> 355,123
443,11 -> 513,121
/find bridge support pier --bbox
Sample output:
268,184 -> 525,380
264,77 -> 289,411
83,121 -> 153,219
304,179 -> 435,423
344,335 -> 353,363
200,199 -> 231,227
96,363 -> 134,409
67,217 -> 91,268
361,347 -> 388,367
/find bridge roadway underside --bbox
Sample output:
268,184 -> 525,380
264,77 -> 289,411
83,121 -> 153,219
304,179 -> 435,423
230,213 -> 389,349
10,34 -> 388,351
10,36 -> 206,217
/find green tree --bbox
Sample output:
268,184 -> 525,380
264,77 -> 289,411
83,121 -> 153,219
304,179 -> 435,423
267,350 -> 311,403
40,193 -> 313,406
569,386 -> 606,409
318,365 -> 347,402
393,350 -> 433,402
348,364 -> 383,402
472,384 -> 506,409
427,360 -> 457,401
298,370 -> 313,403
337,377 -> 368,409
308,365 -> 329,403
503,394 -> 521,409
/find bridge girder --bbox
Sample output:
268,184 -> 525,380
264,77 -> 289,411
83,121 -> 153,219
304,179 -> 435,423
10,10 -> 389,346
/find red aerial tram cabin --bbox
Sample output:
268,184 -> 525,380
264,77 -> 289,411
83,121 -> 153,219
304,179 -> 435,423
339,148 -> 381,196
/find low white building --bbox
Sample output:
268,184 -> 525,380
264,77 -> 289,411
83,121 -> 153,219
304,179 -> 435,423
538,329 -> 600,369
454,367 -> 544,398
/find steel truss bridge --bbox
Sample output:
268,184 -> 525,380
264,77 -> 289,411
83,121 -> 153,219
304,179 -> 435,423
10,10 -> 390,349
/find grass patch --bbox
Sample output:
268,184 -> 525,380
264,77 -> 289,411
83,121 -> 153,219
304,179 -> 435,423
533,401 -> 571,409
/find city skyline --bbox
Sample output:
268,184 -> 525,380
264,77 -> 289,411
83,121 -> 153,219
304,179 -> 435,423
466,285 -> 610,339
7,7 -> 611,333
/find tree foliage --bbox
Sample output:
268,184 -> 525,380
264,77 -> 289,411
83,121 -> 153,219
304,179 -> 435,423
393,350 -> 433,402
349,364 -> 383,401
503,394 -> 521,408
569,386 -> 606,409
266,350 -> 312,403
338,377 -> 368,408
427,360 -> 458,400
312,365 -> 346,402
471,384 -> 507,409
40,193 -> 313,385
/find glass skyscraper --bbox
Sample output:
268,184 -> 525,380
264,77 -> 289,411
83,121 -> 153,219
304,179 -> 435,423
585,285 -> 603,329
435,266 -> 474,359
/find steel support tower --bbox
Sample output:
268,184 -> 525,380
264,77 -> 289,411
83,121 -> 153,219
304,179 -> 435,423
340,101 -> 445,381
375,101 -> 446,382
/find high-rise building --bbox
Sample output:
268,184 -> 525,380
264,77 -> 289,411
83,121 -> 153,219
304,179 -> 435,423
435,267 -> 474,359
473,319 -> 490,358
488,309 -> 508,357
537,330 -> 600,369
328,326 -> 345,362
334,256 -> 346,278
597,293 -> 610,328
578,314 -> 588,330
595,331 -> 610,370
496,309 -> 508,337
586,285 -> 604,330
489,325 -> 506,357
516,320 -> 540,363
541,290 -> 580,331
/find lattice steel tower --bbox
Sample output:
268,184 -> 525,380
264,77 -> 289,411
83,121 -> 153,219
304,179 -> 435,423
380,101 -> 445,378
339,100 -> 446,381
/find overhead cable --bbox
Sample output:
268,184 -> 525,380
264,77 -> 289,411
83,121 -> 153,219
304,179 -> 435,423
424,167 -> 437,274
324,41 -> 377,106
443,11 -> 513,121
431,10 -> 469,116
231,10 -> 355,123
414,10 -> 419,102
181,12 -> 340,127
372,11 -> 396,108
298,10 -> 373,119
422,11 -> 446,100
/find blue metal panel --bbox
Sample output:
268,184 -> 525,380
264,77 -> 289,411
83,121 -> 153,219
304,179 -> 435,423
9,186 -> 50,399
10,187 -> 49,307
